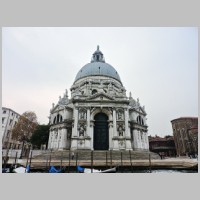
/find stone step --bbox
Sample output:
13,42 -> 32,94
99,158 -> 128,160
32,150 -> 160,161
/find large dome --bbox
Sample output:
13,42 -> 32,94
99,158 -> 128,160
74,46 -> 121,83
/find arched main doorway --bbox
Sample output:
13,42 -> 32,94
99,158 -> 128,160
94,113 -> 109,150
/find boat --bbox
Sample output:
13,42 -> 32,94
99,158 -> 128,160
49,166 -> 63,173
77,166 -> 117,173
13,165 -> 30,173
2,168 -> 10,173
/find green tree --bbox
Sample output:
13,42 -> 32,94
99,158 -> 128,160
30,124 -> 50,149
12,111 -> 38,158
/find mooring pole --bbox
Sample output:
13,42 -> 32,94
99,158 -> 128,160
3,149 -> 9,171
120,151 -> 123,173
110,150 -> 112,168
129,150 -> 133,173
14,151 -> 18,166
25,150 -> 30,173
60,151 -> 63,170
76,152 -> 78,173
29,150 -> 33,172
149,153 -> 152,173
46,157 -> 48,171
49,149 -> 52,169
91,150 -> 93,173
106,151 -> 108,167
68,150 -> 71,173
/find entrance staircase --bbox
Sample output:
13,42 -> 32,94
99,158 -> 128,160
32,150 -> 160,161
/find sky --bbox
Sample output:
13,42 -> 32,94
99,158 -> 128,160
2,27 -> 198,137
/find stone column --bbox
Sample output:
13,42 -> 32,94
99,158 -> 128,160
87,108 -> 90,136
109,122 -> 113,150
60,128 -> 67,149
138,130 -> 142,149
73,107 -> 78,137
71,107 -> 79,149
125,109 -> 130,137
48,131 -> 52,149
57,129 -> 61,149
133,129 -> 139,150
90,121 -> 94,150
125,108 -> 132,150
113,109 -> 117,136
145,132 -> 149,150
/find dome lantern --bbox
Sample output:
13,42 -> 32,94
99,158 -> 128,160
91,45 -> 105,63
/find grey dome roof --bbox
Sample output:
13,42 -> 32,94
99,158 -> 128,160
74,46 -> 121,83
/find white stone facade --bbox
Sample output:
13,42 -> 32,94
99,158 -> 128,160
2,107 -> 21,149
48,47 -> 149,151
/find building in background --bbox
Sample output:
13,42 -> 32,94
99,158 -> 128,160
149,135 -> 176,157
171,117 -> 198,157
48,46 -> 149,151
2,107 -> 21,149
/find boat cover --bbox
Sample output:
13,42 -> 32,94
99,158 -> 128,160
49,166 -> 62,173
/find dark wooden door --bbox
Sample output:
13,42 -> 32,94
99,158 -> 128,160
94,113 -> 109,150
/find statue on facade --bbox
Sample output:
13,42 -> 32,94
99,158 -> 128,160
117,124 -> 125,136
79,110 -> 86,119
78,124 -> 86,137
117,110 -> 124,120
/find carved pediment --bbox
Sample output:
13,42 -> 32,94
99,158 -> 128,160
138,106 -> 146,115
51,104 -> 72,113
87,92 -> 115,101
51,104 -> 63,113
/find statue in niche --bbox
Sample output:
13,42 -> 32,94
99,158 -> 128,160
118,126 -> 123,136
117,110 -> 124,120
79,110 -> 86,119
78,124 -> 86,137
117,124 -> 125,136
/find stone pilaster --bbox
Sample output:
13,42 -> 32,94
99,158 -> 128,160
73,107 -> 78,137
108,121 -> 113,150
60,128 -> 67,149
125,108 -> 132,150
87,108 -> 90,136
90,121 -> 94,150
71,107 -> 78,149
133,129 -> 139,150
113,108 -> 117,136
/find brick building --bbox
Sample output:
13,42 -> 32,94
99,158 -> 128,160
149,135 -> 176,157
171,117 -> 198,156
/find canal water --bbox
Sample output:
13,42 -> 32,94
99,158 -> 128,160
28,167 -> 198,173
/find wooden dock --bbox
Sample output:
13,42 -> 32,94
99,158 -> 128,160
5,150 -> 198,170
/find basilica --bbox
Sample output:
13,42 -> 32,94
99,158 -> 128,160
48,46 -> 149,151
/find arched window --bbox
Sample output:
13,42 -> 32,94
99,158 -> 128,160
53,116 -> 57,124
54,114 -> 63,124
57,114 -> 60,123
137,116 -> 144,125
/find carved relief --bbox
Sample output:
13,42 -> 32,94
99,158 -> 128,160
78,123 -> 86,137
79,108 -> 87,120
117,109 -> 124,120
119,140 -> 125,147
78,139 -> 84,146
